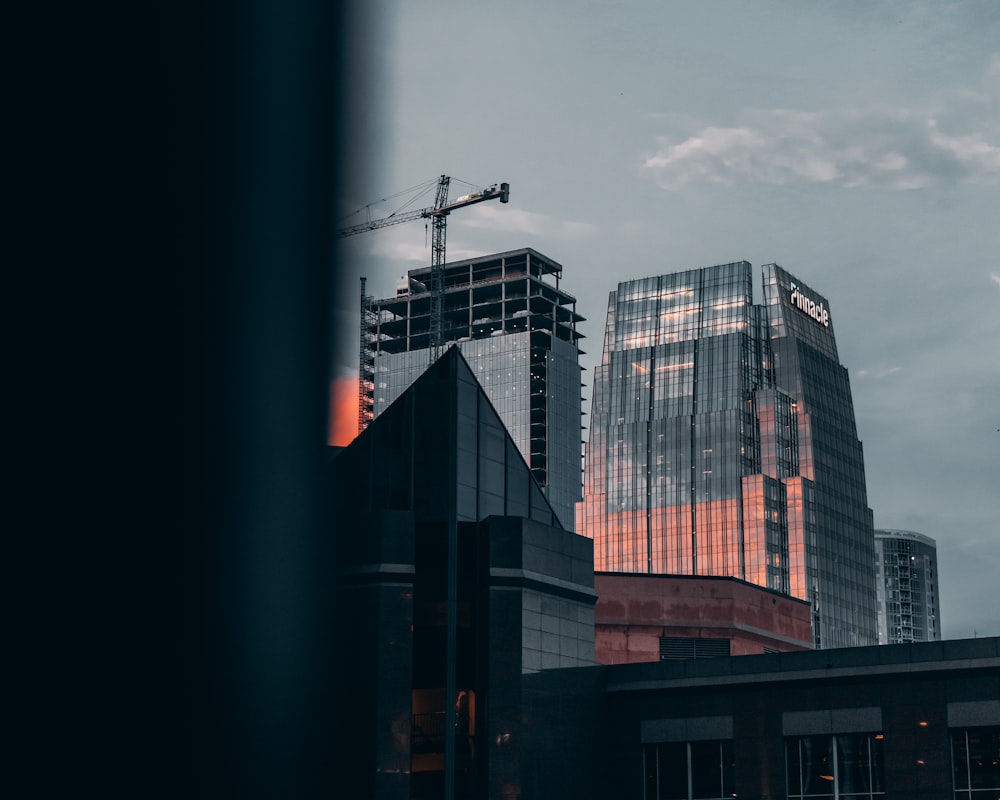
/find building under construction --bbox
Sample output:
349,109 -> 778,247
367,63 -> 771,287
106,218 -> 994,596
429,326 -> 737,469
361,247 -> 585,530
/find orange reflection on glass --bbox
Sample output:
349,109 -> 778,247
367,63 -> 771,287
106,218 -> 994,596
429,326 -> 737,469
784,477 -> 809,601
595,498 -> 752,580
328,375 -> 361,446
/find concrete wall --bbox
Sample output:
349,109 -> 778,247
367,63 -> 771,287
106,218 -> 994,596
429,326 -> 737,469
486,516 -> 597,674
594,572 -> 813,664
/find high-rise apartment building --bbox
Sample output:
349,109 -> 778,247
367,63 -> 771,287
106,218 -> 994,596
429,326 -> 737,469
874,529 -> 941,644
578,261 -> 877,648
364,248 -> 585,530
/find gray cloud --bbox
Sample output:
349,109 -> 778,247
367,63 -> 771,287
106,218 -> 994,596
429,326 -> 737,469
461,205 -> 598,239
643,108 -> 1000,190
643,58 -> 1000,191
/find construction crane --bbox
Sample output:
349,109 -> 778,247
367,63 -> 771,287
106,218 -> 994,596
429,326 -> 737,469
338,175 -> 510,431
336,175 -> 510,240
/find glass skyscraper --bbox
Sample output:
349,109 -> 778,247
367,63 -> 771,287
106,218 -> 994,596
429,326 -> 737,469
366,248 -> 584,530
578,261 -> 877,648
874,529 -> 941,644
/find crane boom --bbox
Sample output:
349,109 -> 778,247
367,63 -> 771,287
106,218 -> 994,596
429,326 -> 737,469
345,174 -> 510,432
336,177 -> 509,238
335,207 -> 427,238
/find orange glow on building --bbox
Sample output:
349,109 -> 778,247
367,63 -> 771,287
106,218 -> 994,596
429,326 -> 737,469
328,375 -> 359,446
589,497 -> 777,581
593,572 -> 813,664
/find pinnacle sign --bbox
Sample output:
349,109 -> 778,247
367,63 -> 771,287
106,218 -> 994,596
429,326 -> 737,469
789,283 -> 830,328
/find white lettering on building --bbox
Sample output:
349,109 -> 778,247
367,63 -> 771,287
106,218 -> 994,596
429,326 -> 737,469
789,283 -> 829,328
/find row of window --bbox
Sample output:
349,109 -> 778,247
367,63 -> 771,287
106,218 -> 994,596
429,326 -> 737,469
642,727 -> 1000,799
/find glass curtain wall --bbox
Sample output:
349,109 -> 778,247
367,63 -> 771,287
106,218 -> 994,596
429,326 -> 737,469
580,261 -> 878,648
763,264 -> 877,649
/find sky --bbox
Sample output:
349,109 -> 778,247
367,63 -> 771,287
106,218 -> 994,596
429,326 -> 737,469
332,0 -> 1000,641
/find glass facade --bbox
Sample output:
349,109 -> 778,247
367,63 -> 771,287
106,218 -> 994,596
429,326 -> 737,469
368,248 -> 585,531
786,733 -> 886,799
874,529 -> 941,644
579,261 -> 877,648
952,727 -> 1000,800
643,740 -> 735,800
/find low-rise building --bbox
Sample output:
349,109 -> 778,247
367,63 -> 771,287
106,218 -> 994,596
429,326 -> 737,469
594,571 -> 813,664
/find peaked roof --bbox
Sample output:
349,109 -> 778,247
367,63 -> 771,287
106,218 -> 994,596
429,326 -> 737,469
329,345 -> 562,529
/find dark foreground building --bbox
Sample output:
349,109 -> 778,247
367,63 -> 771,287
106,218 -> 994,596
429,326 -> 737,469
533,637 -> 1000,800
333,348 -> 999,800
331,347 -> 596,799
578,262 -> 877,649
605,638 -> 1000,800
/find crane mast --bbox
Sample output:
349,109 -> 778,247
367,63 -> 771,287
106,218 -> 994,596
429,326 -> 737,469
428,176 -> 450,363
339,175 -> 510,432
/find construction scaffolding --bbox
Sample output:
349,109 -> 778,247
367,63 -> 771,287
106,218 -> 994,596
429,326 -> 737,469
358,277 -> 377,433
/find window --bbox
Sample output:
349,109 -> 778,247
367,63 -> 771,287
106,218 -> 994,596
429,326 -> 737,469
786,733 -> 885,799
952,727 -> 1000,799
643,741 -> 734,800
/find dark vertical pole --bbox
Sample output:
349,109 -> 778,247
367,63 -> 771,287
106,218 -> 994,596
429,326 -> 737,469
444,354 -> 459,800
